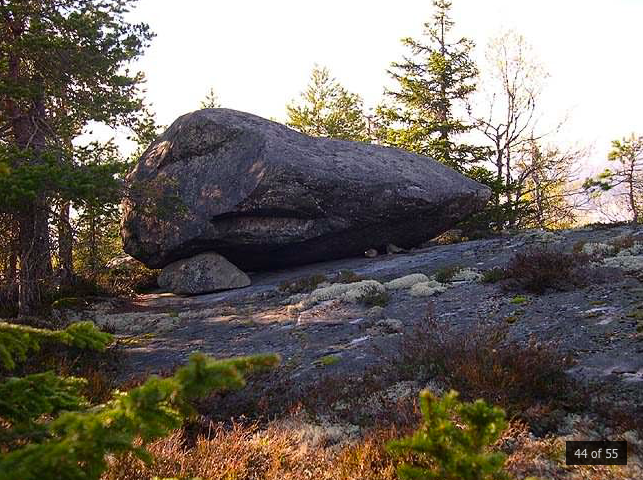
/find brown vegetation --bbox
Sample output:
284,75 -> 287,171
504,247 -> 599,293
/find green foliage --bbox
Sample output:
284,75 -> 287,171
509,295 -> 529,305
51,297 -> 90,310
0,352 -> 279,480
388,390 -> 509,480
278,274 -> 328,294
0,144 -> 124,212
457,168 -> 532,233
357,285 -> 390,308
0,372 -> 87,426
0,0 -> 154,210
0,0 -> 156,314
584,134 -> 643,223
376,0 -> 488,172
287,65 -> 368,141
315,355 -> 341,367
0,320 -> 279,480
481,268 -> 506,284
0,321 -> 113,371
433,265 -> 462,283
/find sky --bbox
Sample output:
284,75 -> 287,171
125,0 -> 643,173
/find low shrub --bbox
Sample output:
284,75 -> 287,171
97,264 -> 159,296
503,247 -> 594,294
581,220 -> 630,230
433,265 -> 463,283
331,269 -> 365,284
315,354 -> 341,367
509,295 -> 529,305
482,267 -> 506,284
431,229 -> 465,245
395,310 -> 578,421
357,285 -> 390,307
609,234 -> 636,253
278,274 -> 328,295
572,240 -> 586,254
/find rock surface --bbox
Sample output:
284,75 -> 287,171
157,252 -> 251,295
122,108 -> 491,270
72,225 -> 643,404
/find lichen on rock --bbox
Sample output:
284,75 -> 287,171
518,230 -> 564,244
449,267 -> 483,283
291,279 -> 387,309
384,273 -> 430,290
603,254 -> 643,273
410,280 -> 448,297
582,242 -> 616,257
616,242 -> 643,256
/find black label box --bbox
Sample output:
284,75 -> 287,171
566,441 -> 627,466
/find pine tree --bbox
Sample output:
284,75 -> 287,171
0,0 -> 154,316
286,65 -> 367,141
376,0 -> 486,172
0,320 -> 279,480
387,390 -> 510,480
584,134 -> 643,223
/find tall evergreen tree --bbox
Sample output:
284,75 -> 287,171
286,65 -> 367,141
0,0 -> 154,315
376,0 -> 486,172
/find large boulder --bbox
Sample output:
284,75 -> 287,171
122,108 -> 490,270
158,252 -> 251,295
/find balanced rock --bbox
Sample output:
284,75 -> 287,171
122,108 -> 491,270
157,252 -> 250,295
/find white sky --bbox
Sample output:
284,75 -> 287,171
126,0 -> 643,173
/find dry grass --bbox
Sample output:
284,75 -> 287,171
104,420 -> 406,480
102,413 -> 640,480
505,430 -> 641,480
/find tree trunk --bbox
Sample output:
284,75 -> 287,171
58,201 -> 74,288
88,205 -> 98,280
17,195 -> 52,316
11,90 -> 53,316
627,160 -> 639,223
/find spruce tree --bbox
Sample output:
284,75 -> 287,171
0,0 -> 154,316
377,0 -> 486,172
200,87 -> 222,108
0,320 -> 279,480
388,390 -> 510,480
286,65 -> 367,141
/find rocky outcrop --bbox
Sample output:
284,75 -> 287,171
157,252 -> 251,295
122,108 -> 491,271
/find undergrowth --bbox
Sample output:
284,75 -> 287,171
394,308 -> 578,424
503,246 -> 609,294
